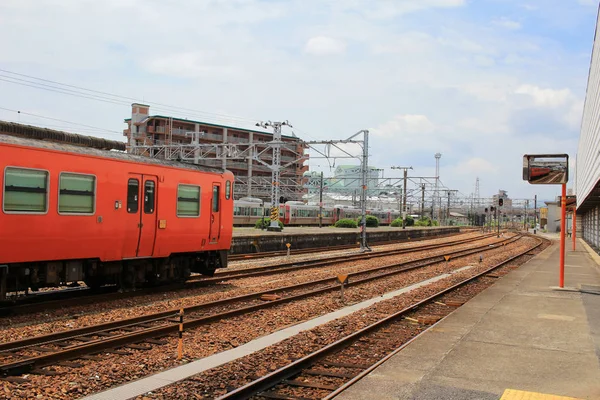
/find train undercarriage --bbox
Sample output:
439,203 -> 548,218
0,250 -> 228,300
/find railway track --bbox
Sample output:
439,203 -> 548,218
0,233 -> 495,316
227,232 -> 459,261
217,236 -> 546,400
194,233 -> 498,283
0,234 -> 518,377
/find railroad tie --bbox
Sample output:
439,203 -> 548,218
144,339 -> 167,345
31,369 -> 64,376
322,361 -> 371,369
258,391 -> 311,400
0,376 -> 28,384
29,346 -> 54,353
126,343 -> 153,351
104,349 -> 133,355
56,361 -> 83,368
283,379 -> 338,391
305,369 -> 356,379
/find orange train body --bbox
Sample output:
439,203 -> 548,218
0,135 -> 233,294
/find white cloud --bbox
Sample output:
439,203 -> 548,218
371,115 -> 435,138
453,158 -> 498,175
343,0 -> 466,19
515,84 -> 574,108
492,17 -> 522,30
304,36 -> 347,55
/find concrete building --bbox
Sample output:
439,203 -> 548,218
577,7 -> 600,248
123,103 -> 308,200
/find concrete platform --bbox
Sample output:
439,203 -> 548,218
231,226 -> 462,253
336,238 -> 600,400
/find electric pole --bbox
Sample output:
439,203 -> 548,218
445,190 -> 458,226
421,184 -> 426,219
434,153 -> 442,222
534,195 -> 537,234
319,171 -> 324,228
255,120 -> 292,232
391,166 -> 413,229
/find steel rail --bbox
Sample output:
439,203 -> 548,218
0,235 -> 517,376
228,232 -> 460,261
195,233 -> 498,282
216,237 -> 545,400
1,233 -> 491,316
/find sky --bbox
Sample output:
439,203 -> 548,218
0,0 -> 598,202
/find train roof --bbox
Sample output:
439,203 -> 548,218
0,133 -> 227,174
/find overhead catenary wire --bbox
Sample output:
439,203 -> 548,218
0,106 -> 123,136
0,69 -> 259,125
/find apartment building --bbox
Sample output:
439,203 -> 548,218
123,104 -> 308,200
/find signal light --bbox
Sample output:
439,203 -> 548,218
499,198 -> 504,207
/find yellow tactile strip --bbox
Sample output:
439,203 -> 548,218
500,389 -> 582,400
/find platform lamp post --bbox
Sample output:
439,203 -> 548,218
523,154 -> 569,288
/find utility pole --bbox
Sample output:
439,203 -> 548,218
525,199 -> 529,231
421,184 -> 426,219
344,130 -> 370,252
434,153 -> 442,222
445,190 -> 458,226
255,120 -> 292,232
319,171 -> 324,228
391,166 -> 413,229
534,195 -> 537,234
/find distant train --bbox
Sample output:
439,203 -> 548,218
233,198 -> 402,226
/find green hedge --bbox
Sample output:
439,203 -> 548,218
335,218 -> 358,228
414,217 -> 439,227
356,215 -> 379,227
391,218 -> 403,227
254,218 -> 284,230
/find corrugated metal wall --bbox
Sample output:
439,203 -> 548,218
577,8 -> 600,208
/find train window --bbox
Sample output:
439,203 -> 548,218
144,181 -> 155,214
127,179 -> 139,213
225,180 -> 231,200
212,185 -> 220,212
3,167 -> 49,213
58,173 -> 95,214
177,184 -> 200,217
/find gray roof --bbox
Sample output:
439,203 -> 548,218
0,133 -> 225,174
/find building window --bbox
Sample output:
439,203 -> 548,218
225,180 -> 231,200
58,172 -> 95,214
177,184 -> 200,217
3,167 -> 49,213
127,179 -> 139,213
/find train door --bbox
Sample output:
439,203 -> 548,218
209,183 -> 221,243
123,174 -> 158,258
137,176 -> 158,257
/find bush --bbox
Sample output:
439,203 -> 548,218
356,215 -> 379,227
404,215 -> 414,226
254,218 -> 284,230
414,217 -> 438,227
335,218 -> 358,228
391,218 -> 403,227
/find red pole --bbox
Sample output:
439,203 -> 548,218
573,207 -> 577,251
559,184 -> 566,288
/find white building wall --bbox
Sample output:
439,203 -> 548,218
577,7 -> 600,208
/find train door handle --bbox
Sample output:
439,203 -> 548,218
138,223 -> 143,228
211,215 -> 215,223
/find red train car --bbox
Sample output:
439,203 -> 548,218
0,134 -> 234,297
